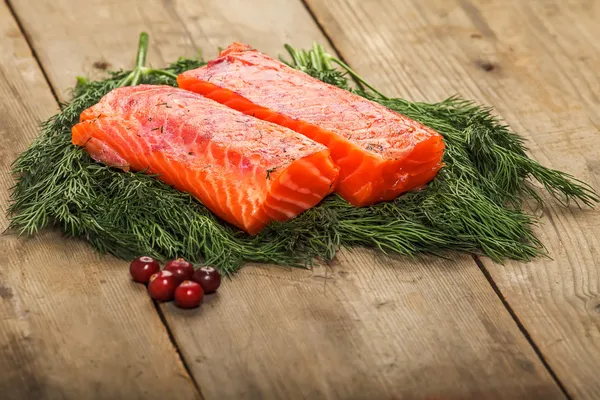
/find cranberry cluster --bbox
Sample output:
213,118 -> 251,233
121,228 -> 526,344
129,256 -> 221,309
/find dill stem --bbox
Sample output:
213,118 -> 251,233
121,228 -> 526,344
328,57 -> 388,99
130,69 -> 143,86
287,42 -> 385,98
118,73 -> 134,87
119,32 -> 150,87
135,32 -> 149,69
284,44 -> 303,69
143,69 -> 178,80
311,42 -> 367,92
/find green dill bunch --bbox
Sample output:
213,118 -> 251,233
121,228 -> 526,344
7,38 -> 598,275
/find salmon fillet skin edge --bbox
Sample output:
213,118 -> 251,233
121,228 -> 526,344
71,85 -> 339,235
177,43 -> 445,207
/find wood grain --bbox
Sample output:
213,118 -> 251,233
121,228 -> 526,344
8,0 -> 567,398
0,3 -> 200,399
6,0 -> 332,103
165,252 -> 565,399
305,0 -> 600,398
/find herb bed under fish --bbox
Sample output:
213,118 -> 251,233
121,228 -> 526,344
7,35 -> 598,275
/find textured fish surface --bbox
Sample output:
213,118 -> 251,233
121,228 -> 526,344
178,43 -> 445,207
72,85 -> 339,234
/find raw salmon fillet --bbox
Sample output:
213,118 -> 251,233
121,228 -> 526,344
71,85 -> 339,235
178,43 -> 445,207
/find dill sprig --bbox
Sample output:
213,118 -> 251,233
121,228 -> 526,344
7,36 -> 598,275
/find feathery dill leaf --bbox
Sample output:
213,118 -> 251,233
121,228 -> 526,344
7,37 -> 598,275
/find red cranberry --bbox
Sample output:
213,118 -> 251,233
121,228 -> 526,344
174,281 -> 204,309
147,271 -> 178,302
192,266 -> 221,294
129,256 -> 160,284
164,258 -> 194,282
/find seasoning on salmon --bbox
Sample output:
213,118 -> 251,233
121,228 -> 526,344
71,85 -> 339,235
178,43 -> 445,207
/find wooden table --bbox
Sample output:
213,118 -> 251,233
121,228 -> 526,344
1,0 -> 598,399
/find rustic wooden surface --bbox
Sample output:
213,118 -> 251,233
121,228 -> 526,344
8,0 -> 565,398
305,0 -> 600,399
1,0 -> 597,398
0,3 -> 201,400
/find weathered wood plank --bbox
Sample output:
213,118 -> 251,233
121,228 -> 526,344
6,0 -> 330,103
0,3 -> 201,399
166,251 -> 565,399
9,0 -> 566,398
305,0 -> 600,398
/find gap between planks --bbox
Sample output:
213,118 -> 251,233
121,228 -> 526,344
299,0 -> 372,94
5,0 -> 60,104
3,1 -> 204,398
299,0 -> 573,398
472,256 -> 572,399
154,301 -> 205,399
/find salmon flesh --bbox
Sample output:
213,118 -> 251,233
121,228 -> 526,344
178,43 -> 445,207
72,85 -> 339,234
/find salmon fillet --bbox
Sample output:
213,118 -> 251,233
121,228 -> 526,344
178,43 -> 445,207
71,85 -> 339,235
